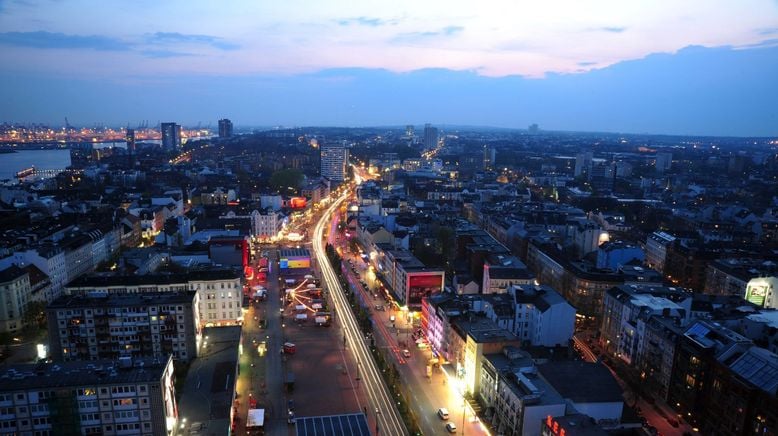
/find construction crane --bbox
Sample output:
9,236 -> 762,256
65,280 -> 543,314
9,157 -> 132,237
64,117 -> 74,143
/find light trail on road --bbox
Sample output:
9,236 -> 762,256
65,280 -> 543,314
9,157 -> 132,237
313,189 -> 408,436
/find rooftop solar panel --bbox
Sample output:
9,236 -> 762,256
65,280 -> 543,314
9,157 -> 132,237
295,413 -> 371,436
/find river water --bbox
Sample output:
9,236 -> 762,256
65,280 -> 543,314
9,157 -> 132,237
0,149 -> 72,181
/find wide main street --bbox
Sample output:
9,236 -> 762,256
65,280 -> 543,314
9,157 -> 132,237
312,187 -> 408,436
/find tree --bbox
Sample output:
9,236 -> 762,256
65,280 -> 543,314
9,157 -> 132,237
269,168 -> 304,193
23,301 -> 47,329
348,238 -> 360,254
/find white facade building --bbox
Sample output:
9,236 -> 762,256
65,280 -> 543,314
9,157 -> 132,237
13,246 -> 68,301
0,266 -> 31,333
483,285 -> 576,348
250,209 -> 286,240
320,144 -> 349,182
65,270 -> 243,328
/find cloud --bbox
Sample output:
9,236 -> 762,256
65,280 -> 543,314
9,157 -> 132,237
336,16 -> 398,27
0,31 -> 131,50
736,38 -> 778,49
140,49 -> 194,58
146,32 -> 240,50
598,26 -> 627,33
577,61 -> 597,66
392,25 -> 464,43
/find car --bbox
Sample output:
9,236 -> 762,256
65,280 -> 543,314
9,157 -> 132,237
258,319 -> 268,329
402,349 -> 411,358
437,408 -> 449,420
445,422 -> 457,433
375,305 -> 385,311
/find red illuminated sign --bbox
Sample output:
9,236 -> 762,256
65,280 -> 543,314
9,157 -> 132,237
289,197 -> 307,209
545,415 -> 566,436
407,273 -> 443,307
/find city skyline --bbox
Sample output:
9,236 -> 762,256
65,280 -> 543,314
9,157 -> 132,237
0,0 -> 777,136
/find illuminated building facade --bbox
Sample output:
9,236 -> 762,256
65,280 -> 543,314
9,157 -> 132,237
65,270 -> 243,328
320,143 -> 349,182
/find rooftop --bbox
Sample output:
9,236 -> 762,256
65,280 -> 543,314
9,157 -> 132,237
295,413 -> 371,436
453,316 -> 519,344
0,356 -> 172,392
547,414 -> 609,436
66,269 -> 240,288
177,326 -> 241,435
728,346 -> 778,396
48,291 -> 196,309
539,361 -> 624,404
280,248 -> 311,258
0,265 -> 26,284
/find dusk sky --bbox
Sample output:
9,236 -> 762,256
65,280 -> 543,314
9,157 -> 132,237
1,0 -> 777,136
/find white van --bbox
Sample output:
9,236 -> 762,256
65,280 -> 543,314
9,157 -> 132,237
437,408 -> 449,420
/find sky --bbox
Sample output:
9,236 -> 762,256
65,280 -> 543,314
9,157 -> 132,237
0,0 -> 777,136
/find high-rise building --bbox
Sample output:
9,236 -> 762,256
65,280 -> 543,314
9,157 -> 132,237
589,160 -> 615,192
528,123 -> 540,135
218,118 -> 233,138
126,128 -> 136,154
423,123 -> 439,150
483,145 -> 496,170
160,122 -> 181,150
405,125 -> 415,138
320,143 -> 349,182
655,152 -> 672,173
574,152 -> 593,177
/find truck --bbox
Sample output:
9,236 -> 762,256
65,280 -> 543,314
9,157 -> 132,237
285,371 -> 295,392
246,408 -> 265,434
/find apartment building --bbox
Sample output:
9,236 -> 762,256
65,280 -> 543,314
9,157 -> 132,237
46,292 -> 200,362
65,270 -> 242,328
0,355 -> 177,435
482,285 -> 576,348
0,266 -> 32,333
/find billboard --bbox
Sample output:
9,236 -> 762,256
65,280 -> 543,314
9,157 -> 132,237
289,197 -> 307,209
407,272 -> 444,308
280,256 -> 311,269
746,283 -> 768,307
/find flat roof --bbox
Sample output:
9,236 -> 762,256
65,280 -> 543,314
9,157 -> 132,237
295,413 -> 370,436
66,269 -> 240,288
747,310 -> 778,328
177,326 -> 241,435
539,361 -> 623,404
280,248 -> 312,258
454,316 -> 519,344
0,356 -> 171,391
48,291 -> 196,309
